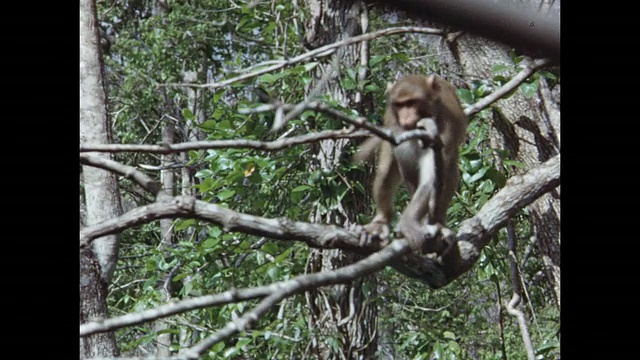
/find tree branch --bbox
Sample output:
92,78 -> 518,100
393,154 -> 560,288
80,154 -> 171,201
465,58 -> 553,118
80,128 -> 369,154
81,55 -> 552,157
81,241 -> 409,338
160,27 -> 444,90
80,153 -> 559,288
361,0 -> 559,63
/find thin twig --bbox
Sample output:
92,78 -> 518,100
160,27 -> 444,90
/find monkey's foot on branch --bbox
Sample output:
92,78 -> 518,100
349,221 -> 391,248
397,220 -> 454,255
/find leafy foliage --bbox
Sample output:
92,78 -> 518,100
95,0 -> 559,358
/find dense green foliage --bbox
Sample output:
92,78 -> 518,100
97,0 -> 559,358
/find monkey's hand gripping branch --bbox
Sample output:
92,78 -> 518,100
353,119 -> 444,251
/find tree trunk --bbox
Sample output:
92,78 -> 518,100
300,1 -> 378,359
444,2 -> 560,308
79,0 -> 122,356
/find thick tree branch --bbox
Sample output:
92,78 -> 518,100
394,154 -> 560,288
361,0 -> 560,63
79,195 -> 378,253
81,240 -> 409,338
80,153 -> 559,288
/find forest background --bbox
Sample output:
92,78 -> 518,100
79,0 -> 560,359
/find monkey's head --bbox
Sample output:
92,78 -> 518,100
388,75 -> 442,130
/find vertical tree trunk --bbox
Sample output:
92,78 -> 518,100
300,1 -> 378,359
79,0 -> 121,356
443,1 -> 561,308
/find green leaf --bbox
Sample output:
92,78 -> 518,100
209,226 -> 222,237
457,88 -> 473,105
182,108 -> 194,121
223,347 -> 238,358
211,342 -> 224,353
203,237 -> 220,249
267,266 -> 280,280
504,159 -> 525,168
292,185 -> 310,193
341,77 -> 356,90
538,71 -> 558,81
491,63 -> 509,74
217,189 -> 236,200
447,340 -> 460,353
262,242 -> 279,255
218,119 -> 232,130
303,62 -> 319,72
365,84 -> 380,92
369,55 -> 385,67
520,78 -> 539,98
275,248 -> 293,262
443,331 -> 456,340
258,72 -> 286,84
174,219 -> 195,231
145,259 -> 158,271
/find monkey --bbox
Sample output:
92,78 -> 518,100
354,75 -> 467,253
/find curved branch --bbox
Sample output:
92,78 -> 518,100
393,154 -> 560,288
80,128 -> 369,154
465,58 -> 553,118
81,240 -> 409,340
79,195 -> 376,253
161,26 -> 444,90
362,0 -> 560,63
80,154 -> 559,289
182,240 -> 407,357
80,154 -> 171,201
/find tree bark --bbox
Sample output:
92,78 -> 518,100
301,1 -> 379,358
80,0 -> 122,356
445,1 -> 560,308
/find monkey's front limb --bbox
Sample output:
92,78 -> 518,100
354,142 -> 403,246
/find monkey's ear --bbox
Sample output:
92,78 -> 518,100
425,75 -> 440,91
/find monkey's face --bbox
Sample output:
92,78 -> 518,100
389,76 -> 435,130
394,101 -> 429,129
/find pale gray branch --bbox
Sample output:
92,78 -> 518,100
391,154 -> 560,288
506,294 -> 536,360
81,241 -> 408,340
80,154 -> 559,289
161,27 -> 444,90
79,195 -> 376,253
80,128 -> 369,154
80,154 -> 171,202
183,241 -> 407,358
465,58 -> 552,118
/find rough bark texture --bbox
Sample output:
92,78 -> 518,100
80,247 -> 118,357
80,0 -> 122,284
80,0 -> 121,356
301,1 -> 379,359
444,0 -> 560,308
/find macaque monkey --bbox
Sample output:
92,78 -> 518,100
355,75 -> 467,253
